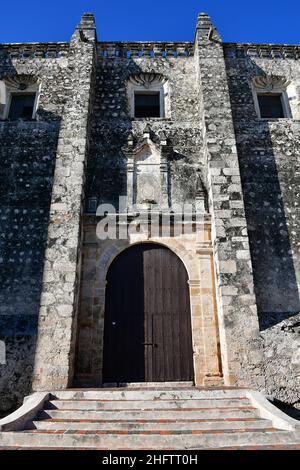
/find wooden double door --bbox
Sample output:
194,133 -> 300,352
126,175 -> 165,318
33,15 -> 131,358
102,243 -> 194,383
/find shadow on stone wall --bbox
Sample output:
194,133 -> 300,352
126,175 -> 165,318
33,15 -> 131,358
0,46 -> 62,413
74,58 -> 206,384
83,60 -> 206,210
83,62 -> 144,210
226,57 -> 300,331
74,60 -> 139,384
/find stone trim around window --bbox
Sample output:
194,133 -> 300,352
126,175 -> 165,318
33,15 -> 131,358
0,74 -> 41,120
127,73 -> 170,119
252,75 -> 293,120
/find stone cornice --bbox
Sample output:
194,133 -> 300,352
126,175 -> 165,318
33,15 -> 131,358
83,213 -> 212,226
0,43 -> 70,59
97,42 -> 194,58
223,42 -> 300,59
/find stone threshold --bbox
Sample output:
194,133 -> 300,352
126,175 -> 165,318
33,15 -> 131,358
100,382 -> 194,389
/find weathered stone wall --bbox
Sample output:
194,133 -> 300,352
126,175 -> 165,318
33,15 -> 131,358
75,218 -> 222,387
0,12 -> 299,413
85,44 -> 203,210
76,43 -> 207,382
225,43 -> 300,404
195,14 -> 264,390
0,44 -> 70,412
32,14 -> 98,392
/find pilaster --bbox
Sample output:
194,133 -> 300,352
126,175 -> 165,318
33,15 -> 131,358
32,13 -> 97,391
195,13 -> 264,388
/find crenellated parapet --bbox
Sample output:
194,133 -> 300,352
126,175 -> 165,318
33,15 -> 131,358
0,43 -> 70,60
223,42 -> 300,59
97,42 -> 194,59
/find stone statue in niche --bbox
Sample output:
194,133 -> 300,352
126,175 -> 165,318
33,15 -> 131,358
122,125 -> 171,211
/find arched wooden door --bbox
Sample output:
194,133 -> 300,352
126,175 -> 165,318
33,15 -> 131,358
102,243 -> 194,383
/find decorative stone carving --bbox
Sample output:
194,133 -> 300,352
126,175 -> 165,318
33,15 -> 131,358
252,75 -> 290,92
122,126 -> 171,210
4,74 -> 40,91
0,74 -> 41,120
127,73 -> 170,117
0,74 -> 41,119
128,73 -> 167,89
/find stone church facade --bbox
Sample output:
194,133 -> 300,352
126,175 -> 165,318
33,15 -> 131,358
0,13 -> 299,414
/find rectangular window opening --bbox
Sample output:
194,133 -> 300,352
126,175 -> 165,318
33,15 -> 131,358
257,93 -> 285,119
134,92 -> 160,118
8,93 -> 36,120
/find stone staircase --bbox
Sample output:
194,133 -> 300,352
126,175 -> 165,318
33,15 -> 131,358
0,386 -> 300,449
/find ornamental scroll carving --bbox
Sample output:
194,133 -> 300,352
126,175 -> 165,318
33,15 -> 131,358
128,73 -> 167,89
3,74 -> 41,91
252,75 -> 291,92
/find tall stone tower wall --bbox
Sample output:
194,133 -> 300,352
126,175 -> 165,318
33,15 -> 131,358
0,12 -> 299,413
225,43 -> 300,403
0,41 -> 70,413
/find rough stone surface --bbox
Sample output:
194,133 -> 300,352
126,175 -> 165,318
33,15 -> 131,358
31,14 -> 97,392
1,387 -> 300,450
195,15 -> 263,390
85,52 -> 203,209
224,43 -> 300,403
0,12 -> 299,412
0,42 -> 69,413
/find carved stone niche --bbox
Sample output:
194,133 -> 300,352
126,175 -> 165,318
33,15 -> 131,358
122,126 -> 171,211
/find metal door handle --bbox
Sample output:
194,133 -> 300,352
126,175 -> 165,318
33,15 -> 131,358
142,342 -> 157,347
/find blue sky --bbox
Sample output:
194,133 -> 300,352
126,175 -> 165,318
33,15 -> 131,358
1,0 -> 300,44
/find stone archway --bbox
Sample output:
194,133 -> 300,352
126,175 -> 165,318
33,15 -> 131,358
102,242 -> 194,383
73,221 -> 223,387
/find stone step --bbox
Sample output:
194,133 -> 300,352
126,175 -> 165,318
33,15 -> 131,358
26,427 -> 277,435
38,406 -> 259,422
51,388 -> 248,401
0,429 -> 298,449
1,386 -> 299,450
215,444 -> 300,450
102,382 -> 194,388
45,398 -> 251,411
1,443 -> 300,451
32,417 -> 273,432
